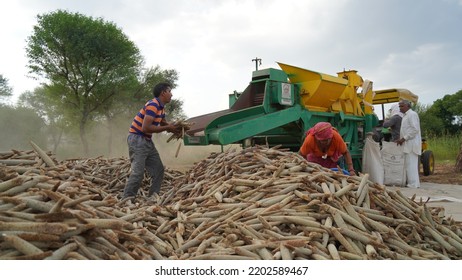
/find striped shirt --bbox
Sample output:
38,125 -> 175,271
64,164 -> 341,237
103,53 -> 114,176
129,98 -> 165,139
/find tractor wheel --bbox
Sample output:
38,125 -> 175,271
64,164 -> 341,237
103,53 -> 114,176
421,150 -> 435,176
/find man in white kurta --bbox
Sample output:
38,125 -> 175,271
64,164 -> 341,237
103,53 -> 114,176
396,100 -> 421,188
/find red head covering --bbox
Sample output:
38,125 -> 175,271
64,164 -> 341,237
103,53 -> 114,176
308,122 -> 333,140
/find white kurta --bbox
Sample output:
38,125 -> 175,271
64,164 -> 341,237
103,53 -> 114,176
400,109 -> 422,188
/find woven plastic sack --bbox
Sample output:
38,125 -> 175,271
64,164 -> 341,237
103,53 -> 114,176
381,141 -> 406,187
362,135 -> 384,185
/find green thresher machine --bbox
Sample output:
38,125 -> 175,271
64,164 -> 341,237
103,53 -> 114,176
183,62 -> 433,174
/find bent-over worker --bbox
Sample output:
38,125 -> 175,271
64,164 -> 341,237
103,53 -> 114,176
299,122 -> 356,175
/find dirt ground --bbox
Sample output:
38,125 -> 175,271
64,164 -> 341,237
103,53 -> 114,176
420,161 -> 462,185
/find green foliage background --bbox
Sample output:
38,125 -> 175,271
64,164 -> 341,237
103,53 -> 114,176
427,134 -> 461,163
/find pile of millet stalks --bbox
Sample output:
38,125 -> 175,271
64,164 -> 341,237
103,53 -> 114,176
0,142 -> 461,260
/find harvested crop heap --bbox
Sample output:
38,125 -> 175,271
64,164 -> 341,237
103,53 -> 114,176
1,144 -> 461,260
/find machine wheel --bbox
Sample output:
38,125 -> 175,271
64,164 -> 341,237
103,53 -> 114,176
421,150 -> 434,176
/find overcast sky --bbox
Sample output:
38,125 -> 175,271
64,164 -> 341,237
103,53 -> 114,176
1,0 -> 461,118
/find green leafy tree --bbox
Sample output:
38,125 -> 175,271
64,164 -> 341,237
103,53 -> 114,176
0,104 -> 47,150
94,66 -> 183,155
131,66 -> 186,121
18,87 -> 72,153
415,103 -> 445,137
430,90 -> 462,135
446,89 -> 462,127
166,98 -> 187,122
26,10 -> 142,155
0,74 -> 13,103
125,66 -> 180,116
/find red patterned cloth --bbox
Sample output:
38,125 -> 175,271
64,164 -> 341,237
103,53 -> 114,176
300,123 -> 348,168
308,122 -> 333,140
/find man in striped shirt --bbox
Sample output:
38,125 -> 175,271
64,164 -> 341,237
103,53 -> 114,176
123,82 -> 179,200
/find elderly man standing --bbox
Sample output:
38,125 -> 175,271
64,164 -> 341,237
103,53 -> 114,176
395,100 -> 422,188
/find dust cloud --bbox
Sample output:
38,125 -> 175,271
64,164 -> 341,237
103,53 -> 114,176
152,134 -> 239,171
1,110 -> 240,170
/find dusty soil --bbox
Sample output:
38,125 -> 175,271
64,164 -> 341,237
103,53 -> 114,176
420,161 -> 462,185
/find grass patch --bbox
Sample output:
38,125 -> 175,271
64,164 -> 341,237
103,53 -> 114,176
426,133 -> 461,162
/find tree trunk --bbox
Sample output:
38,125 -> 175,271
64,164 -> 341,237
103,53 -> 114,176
51,129 -> 63,154
80,121 -> 89,156
107,118 -> 113,157
456,139 -> 462,173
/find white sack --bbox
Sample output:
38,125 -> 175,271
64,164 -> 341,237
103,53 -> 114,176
362,135 -> 384,185
381,141 -> 406,187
